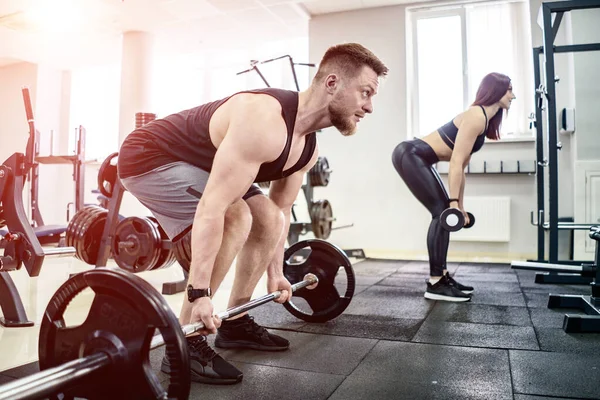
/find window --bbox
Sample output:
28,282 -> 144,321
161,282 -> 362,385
152,54 -> 206,117
68,37 -> 310,160
408,0 -> 534,139
152,36 -> 310,114
68,63 -> 120,161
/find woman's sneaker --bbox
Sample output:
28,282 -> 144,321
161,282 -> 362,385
446,274 -> 474,294
424,275 -> 471,302
161,335 -> 243,385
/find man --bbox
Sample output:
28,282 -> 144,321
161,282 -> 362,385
117,43 -> 388,384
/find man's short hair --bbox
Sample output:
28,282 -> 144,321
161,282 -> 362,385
313,43 -> 389,83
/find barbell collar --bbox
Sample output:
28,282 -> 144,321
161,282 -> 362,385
150,273 -> 319,350
118,241 -> 136,250
0,256 -> 17,272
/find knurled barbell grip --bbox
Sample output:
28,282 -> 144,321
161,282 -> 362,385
150,273 -> 319,350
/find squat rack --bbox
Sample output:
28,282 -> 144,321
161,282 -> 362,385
531,0 -> 600,269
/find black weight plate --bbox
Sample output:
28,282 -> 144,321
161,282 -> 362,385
464,212 -> 475,229
66,206 -> 97,249
98,152 -> 119,198
73,207 -> 104,251
440,208 -> 464,232
39,267 -> 190,400
147,217 -> 176,270
310,200 -> 333,240
309,157 -> 331,187
77,207 -> 108,265
66,206 -> 105,263
72,207 -> 103,257
112,216 -> 162,273
282,239 -> 355,323
173,232 -> 192,272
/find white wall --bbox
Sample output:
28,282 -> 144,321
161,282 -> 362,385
35,65 -> 74,225
571,9 -> 600,161
309,5 -> 541,260
0,62 -> 79,226
571,8 -> 600,258
0,62 -> 38,163
0,62 -> 38,227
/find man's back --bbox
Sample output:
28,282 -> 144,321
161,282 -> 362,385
117,88 -> 316,182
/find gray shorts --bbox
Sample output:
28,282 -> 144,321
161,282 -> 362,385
120,162 -> 264,242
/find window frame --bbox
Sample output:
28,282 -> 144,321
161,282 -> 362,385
408,0 -> 533,140
410,7 -> 468,138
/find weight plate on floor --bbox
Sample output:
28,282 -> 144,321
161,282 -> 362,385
310,199 -> 333,239
39,267 -> 190,400
282,239 -> 355,322
112,216 -> 162,273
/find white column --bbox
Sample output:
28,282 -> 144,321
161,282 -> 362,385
118,31 -> 154,145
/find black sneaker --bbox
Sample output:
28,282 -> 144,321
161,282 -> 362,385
446,274 -> 474,294
161,335 -> 243,385
424,276 -> 471,302
215,314 -> 289,351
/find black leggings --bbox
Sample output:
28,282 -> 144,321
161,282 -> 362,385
392,139 -> 449,277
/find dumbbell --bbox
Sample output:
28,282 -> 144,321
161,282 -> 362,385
440,208 -> 475,232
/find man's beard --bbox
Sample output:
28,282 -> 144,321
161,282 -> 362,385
328,101 -> 357,137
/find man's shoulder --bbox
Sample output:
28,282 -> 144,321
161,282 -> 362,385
230,90 -> 287,115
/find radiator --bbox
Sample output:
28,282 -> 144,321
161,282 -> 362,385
450,196 -> 511,242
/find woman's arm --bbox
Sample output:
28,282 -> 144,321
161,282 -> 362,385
448,109 -> 485,208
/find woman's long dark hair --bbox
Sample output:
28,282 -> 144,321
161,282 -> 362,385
472,72 -> 511,140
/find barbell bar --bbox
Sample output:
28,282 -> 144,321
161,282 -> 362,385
0,271 -> 321,400
150,273 -> 318,349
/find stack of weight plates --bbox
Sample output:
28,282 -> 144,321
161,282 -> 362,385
135,112 -> 157,128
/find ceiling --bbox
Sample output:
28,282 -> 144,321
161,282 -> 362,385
0,0 -> 415,70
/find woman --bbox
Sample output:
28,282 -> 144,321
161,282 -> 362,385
392,72 -> 516,302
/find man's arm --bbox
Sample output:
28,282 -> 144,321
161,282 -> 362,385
188,95 -> 286,290
265,143 -> 319,279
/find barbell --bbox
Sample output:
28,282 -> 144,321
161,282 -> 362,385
0,239 -> 355,399
65,207 -> 176,272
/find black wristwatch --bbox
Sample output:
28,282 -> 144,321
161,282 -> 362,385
187,285 -> 211,303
